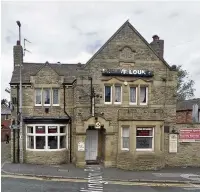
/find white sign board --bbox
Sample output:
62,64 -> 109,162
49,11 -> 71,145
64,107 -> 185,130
95,122 -> 101,129
169,134 -> 178,153
78,142 -> 85,151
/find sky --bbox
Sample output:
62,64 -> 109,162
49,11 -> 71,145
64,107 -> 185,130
1,1 -> 200,100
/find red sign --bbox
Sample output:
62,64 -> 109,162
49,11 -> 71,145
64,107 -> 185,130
179,129 -> 200,142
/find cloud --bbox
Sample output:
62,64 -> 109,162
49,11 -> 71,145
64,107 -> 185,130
1,1 -> 200,100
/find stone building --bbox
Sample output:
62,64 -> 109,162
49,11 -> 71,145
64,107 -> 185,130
10,20 -> 179,170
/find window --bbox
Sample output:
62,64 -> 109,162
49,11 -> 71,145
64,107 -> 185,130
114,85 -> 122,104
5,114 -> 9,120
35,89 -> 42,106
35,88 -> 60,106
121,127 -> 129,150
43,89 -> 51,106
140,87 -> 148,105
130,87 -> 137,104
52,89 -> 59,105
104,85 -> 112,104
136,127 -> 154,151
26,124 -> 68,151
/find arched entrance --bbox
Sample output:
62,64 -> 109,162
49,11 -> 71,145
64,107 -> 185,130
84,117 -> 107,165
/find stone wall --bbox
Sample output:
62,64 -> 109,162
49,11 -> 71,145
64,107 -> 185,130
25,150 -> 69,164
165,124 -> 200,167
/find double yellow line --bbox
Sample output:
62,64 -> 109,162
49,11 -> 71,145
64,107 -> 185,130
1,174 -> 198,188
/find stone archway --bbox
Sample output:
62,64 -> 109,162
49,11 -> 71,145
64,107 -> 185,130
84,117 -> 111,164
83,116 -> 111,132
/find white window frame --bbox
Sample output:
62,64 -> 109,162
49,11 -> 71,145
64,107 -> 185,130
35,88 -> 42,106
114,85 -> 122,104
139,86 -> 148,105
121,126 -> 130,151
129,86 -> 137,105
26,124 -> 68,151
104,85 -> 112,104
136,127 -> 154,152
43,88 -> 51,106
52,88 -> 60,106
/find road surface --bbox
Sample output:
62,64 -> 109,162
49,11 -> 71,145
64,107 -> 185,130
2,174 -> 200,192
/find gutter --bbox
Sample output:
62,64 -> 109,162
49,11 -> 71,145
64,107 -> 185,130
63,84 -> 72,163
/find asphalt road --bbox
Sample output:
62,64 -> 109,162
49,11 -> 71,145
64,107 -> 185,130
2,175 -> 200,192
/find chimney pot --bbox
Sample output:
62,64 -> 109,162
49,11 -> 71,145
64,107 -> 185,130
152,35 -> 159,41
16,40 -> 20,45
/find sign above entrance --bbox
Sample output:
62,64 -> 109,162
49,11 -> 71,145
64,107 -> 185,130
95,122 -> 101,129
102,69 -> 153,77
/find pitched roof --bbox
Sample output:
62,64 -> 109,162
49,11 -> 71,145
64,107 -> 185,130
1,104 -> 11,115
10,62 -> 85,84
176,99 -> 200,111
84,20 -> 172,69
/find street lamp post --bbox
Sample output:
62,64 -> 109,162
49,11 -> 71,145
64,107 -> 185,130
16,20 -> 23,163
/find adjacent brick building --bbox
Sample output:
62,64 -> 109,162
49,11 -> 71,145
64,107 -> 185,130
9,20 -> 199,170
170,99 -> 200,167
1,104 -> 11,142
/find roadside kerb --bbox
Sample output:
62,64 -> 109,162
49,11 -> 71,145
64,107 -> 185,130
2,169 -> 200,184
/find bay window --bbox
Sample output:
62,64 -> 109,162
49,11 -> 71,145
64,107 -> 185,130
26,124 -> 68,151
104,85 -> 112,104
130,87 -> 137,105
121,127 -> 130,150
114,85 -> 122,104
136,127 -> 154,151
140,87 -> 148,105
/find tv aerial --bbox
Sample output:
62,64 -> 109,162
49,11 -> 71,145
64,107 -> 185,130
23,38 -> 32,56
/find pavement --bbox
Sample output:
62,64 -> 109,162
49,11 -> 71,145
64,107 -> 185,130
1,141 -> 200,185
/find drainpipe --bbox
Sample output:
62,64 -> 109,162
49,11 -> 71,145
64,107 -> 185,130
63,84 -> 72,163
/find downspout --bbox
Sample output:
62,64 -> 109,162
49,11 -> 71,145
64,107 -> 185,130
63,84 -> 72,163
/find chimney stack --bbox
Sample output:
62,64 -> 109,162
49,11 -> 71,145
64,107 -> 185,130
13,40 -> 23,68
150,35 -> 164,58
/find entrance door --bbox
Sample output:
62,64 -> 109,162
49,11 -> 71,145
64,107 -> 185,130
85,130 -> 98,161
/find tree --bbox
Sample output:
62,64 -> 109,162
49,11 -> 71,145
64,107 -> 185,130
1,99 -> 9,106
176,65 -> 195,101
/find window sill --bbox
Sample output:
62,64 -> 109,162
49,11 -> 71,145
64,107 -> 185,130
139,103 -> 148,106
104,102 -> 112,105
35,104 -> 42,107
121,148 -> 129,151
114,102 -> 122,105
136,149 -> 154,152
129,103 -> 137,105
52,104 -> 60,107
26,148 -> 68,152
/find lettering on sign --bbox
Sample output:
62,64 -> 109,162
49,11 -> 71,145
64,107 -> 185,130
169,134 -> 178,153
102,69 -> 153,77
179,129 -> 200,142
